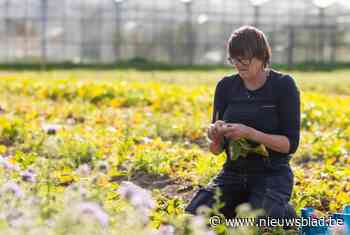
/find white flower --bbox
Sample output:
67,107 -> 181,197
46,218 -> 55,227
329,224 -> 346,235
96,160 -> 108,173
204,231 -> 217,235
76,202 -> 109,227
158,224 -> 176,235
76,164 -> 91,177
85,126 -> 93,132
107,126 -> 117,133
8,214 -> 33,228
190,215 -> 217,235
64,184 -> 89,202
5,208 -> 27,228
142,137 -> 152,144
67,118 -> 76,125
192,215 -> 206,227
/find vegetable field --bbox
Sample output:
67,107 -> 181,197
0,69 -> 349,235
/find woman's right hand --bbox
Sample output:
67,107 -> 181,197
208,120 -> 226,143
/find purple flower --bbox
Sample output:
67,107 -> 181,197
1,182 -> 23,198
118,181 -> 156,223
118,181 -> 155,210
6,209 -> 24,227
21,169 -> 36,183
0,156 -> 20,171
41,123 -> 61,135
76,202 -> 109,227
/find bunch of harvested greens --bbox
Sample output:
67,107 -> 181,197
225,138 -> 269,161
211,111 -> 269,161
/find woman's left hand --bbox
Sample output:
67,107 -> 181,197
222,123 -> 254,140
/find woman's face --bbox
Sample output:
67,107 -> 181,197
229,56 -> 264,79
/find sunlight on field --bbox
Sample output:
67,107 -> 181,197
2,68 -> 350,94
0,69 -> 349,234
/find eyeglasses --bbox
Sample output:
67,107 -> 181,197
227,57 -> 252,66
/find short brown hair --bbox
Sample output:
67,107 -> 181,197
227,25 -> 271,68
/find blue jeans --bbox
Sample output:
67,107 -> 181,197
185,164 -> 297,220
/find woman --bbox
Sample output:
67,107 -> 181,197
185,26 -> 300,221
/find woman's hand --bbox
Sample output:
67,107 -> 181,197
222,123 -> 254,140
208,120 -> 226,155
222,123 -> 291,153
208,120 -> 225,143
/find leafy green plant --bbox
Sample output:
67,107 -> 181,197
226,138 -> 269,161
